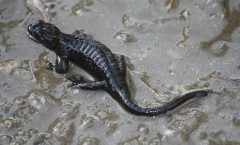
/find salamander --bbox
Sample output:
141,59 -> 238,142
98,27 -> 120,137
27,20 -> 208,116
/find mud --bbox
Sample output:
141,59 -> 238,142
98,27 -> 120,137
0,0 -> 240,145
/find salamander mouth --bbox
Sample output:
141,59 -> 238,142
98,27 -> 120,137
27,30 -> 40,43
27,23 -> 41,43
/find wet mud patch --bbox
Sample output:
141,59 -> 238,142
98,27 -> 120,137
1,0 -> 240,144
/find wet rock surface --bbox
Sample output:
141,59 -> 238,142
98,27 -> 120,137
0,0 -> 240,144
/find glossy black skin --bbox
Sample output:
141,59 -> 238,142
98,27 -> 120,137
27,20 -> 208,116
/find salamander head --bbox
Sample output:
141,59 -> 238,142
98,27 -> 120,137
27,20 -> 61,50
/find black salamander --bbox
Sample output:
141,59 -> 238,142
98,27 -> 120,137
27,20 -> 208,116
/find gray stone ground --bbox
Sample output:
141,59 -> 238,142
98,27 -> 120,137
0,0 -> 240,144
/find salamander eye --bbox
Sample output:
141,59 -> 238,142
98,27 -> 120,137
41,27 -> 49,31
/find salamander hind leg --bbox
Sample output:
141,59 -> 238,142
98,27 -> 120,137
67,76 -> 85,86
71,81 -> 107,90
68,76 -> 107,90
113,54 -> 128,77
113,54 -> 135,95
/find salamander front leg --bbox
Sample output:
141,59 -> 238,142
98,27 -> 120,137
48,55 -> 69,74
72,30 -> 93,39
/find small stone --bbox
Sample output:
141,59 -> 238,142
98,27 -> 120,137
114,31 -> 137,43
3,119 -> 13,128
137,124 -> 149,134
